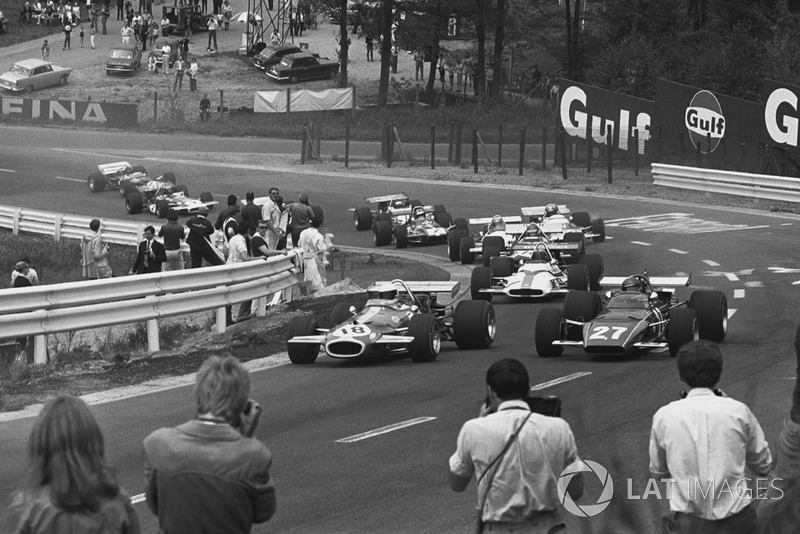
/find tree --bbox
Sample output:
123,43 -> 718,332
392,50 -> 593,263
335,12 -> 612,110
490,0 -> 505,97
377,0 -> 394,107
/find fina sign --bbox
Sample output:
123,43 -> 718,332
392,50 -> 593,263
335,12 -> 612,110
0,96 -> 137,127
685,90 -> 725,153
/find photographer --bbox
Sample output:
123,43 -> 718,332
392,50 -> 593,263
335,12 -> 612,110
449,358 -> 583,533
143,355 -> 276,533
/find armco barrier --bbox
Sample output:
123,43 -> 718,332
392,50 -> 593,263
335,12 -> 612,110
652,164 -> 800,203
0,205 -> 146,245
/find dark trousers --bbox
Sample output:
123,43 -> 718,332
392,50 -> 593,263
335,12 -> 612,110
207,30 -> 216,50
190,76 -> 197,91
291,226 -> 307,249
190,245 -> 224,268
663,506 -> 756,534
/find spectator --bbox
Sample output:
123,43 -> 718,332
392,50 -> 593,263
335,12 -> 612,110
240,191 -> 261,237
40,39 -> 49,60
131,11 -> 140,42
160,14 -> 169,36
62,22 -> 71,49
259,187 -> 281,248
0,395 -> 141,533
129,225 -> 166,274
531,64 -> 542,96
365,31 -> 374,61
199,93 -> 211,122
143,355 -> 276,533
288,192 -> 315,248
159,213 -> 186,271
11,258 -> 40,287
391,45 -> 398,74
206,14 -> 218,52
226,224 -> 263,323
115,0 -> 122,19
215,194 -> 239,232
270,29 -> 280,46
178,33 -> 189,60
437,55 -> 445,88
274,194 -> 289,250
90,25 -> 96,47
89,1 -> 98,28
120,20 -> 133,43
139,15 -> 148,50
81,218 -> 112,279
649,340 -> 772,534
161,40 -> 171,75
221,0 -> 231,29
252,220 -> 288,259
188,57 -> 198,91
297,217 -> 329,293
147,51 -> 158,73
150,18 -> 159,46
186,207 -> 224,268
100,4 -> 108,33
414,48 -> 424,81
172,56 -> 184,91
449,358 -> 583,533
78,22 -> 84,46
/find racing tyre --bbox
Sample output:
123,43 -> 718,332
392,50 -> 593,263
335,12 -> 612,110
489,256 -> 515,278
564,290 -> 601,341
88,172 -> 106,193
571,211 -> 591,228
577,254 -> 604,290
199,191 -> 214,203
373,220 -> 393,246
459,236 -> 476,265
286,316 -> 320,364
119,180 -> 136,196
408,313 -> 441,362
591,218 -> 606,242
176,185 -> 189,196
311,205 -> 324,226
435,212 -> 453,228
535,308 -> 565,358
156,199 -> 171,218
433,204 -> 447,214
688,290 -> 728,343
162,172 -> 176,185
453,217 -> 469,231
482,246 -> 500,267
353,207 -> 373,231
566,264 -> 590,291
331,302 -> 361,326
409,199 -> 422,207
375,212 -> 392,223
668,308 -> 698,358
395,225 -> 409,249
470,267 -> 493,301
125,192 -> 144,214
131,165 -> 147,174
448,230 -> 467,262
482,235 -> 505,253
453,300 -> 496,350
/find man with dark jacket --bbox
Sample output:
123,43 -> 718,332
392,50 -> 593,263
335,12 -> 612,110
240,191 -> 261,237
215,194 -> 240,231
187,207 -> 224,268
129,225 -> 167,274
159,213 -> 186,270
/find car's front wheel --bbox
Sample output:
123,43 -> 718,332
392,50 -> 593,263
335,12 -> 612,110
88,172 -> 106,193
535,308 -> 565,358
453,300 -> 496,349
125,192 -> 144,214
286,316 -> 320,364
408,313 -> 441,362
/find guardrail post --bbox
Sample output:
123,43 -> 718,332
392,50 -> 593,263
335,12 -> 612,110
256,296 -> 267,317
215,307 -> 226,334
154,91 -> 158,121
34,335 -> 47,364
706,132 -> 712,168
633,128 -> 640,177
53,213 -> 63,242
12,209 -> 20,235
147,318 -> 160,353
345,124 -> 350,168
430,124 -> 435,169
315,122 -> 322,160
301,126 -> 307,164
541,126 -> 547,170
498,123 -> 503,168
606,125 -> 613,184
219,89 -> 224,120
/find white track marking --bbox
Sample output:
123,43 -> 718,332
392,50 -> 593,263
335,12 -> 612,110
669,249 -> 688,255
631,241 -> 651,246
725,273 -> 740,282
54,176 -> 84,182
770,267 -> 800,274
703,260 -> 720,267
734,289 -> 745,298
605,213 -> 769,234
336,417 -> 437,443
0,168 -> 15,173
793,281 -> 800,286
131,494 -> 146,504
530,372 -> 592,392
745,281 -> 763,288
780,223 -> 793,226
729,309 -> 737,319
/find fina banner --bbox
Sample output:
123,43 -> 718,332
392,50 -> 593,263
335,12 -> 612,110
254,87 -> 355,113
0,96 -> 137,127
558,80 -> 654,155
654,79 -> 760,153
761,79 -> 800,149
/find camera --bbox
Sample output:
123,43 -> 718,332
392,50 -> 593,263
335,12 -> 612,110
527,395 -> 562,417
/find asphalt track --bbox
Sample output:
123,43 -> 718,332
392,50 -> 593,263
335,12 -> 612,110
1,125 -> 800,533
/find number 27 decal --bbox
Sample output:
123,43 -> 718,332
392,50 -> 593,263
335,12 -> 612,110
588,326 -> 628,340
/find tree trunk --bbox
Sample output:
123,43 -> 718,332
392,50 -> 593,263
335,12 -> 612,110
377,0 -> 393,107
490,0 -> 505,97
475,0 -> 486,97
338,0 -> 348,87
565,0 -> 573,80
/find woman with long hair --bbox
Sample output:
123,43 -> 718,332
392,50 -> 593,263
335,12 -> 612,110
1,395 -> 141,533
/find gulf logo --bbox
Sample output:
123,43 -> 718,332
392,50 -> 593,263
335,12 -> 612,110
685,90 -> 725,153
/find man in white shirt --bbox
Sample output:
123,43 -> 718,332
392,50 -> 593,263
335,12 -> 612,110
226,225 -> 260,324
649,340 -> 772,534
260,187 -> 283,250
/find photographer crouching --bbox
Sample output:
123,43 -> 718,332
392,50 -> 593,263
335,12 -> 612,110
449,358 -> 584,533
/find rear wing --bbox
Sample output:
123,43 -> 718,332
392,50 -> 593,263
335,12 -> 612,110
365,193 -> 408,204
520,205 -> 570,217
599,276 -> 691,288
370,280 -> 460,298
469,215 -> 523,225
513,241 -> 580,252
97,161 -> 132,176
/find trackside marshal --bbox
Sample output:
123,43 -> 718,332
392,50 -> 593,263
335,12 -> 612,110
0,96 -> 137,127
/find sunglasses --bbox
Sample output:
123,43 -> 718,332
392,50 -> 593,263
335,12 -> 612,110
258,226 -> 269,230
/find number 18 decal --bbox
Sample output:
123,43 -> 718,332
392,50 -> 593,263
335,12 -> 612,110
338,325 -> 370,336
588,326 -> 628,340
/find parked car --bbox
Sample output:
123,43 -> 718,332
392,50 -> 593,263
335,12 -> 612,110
151,37 -> 179,68
105,43 -> 142,75
266,53 -> 339,83
253,45 -> 319,71
160,5 -> 212,35
0,59 -> 71,93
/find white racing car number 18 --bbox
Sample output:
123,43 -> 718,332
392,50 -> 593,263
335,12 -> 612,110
588,326 -> 628,340
337,325 -> 372,336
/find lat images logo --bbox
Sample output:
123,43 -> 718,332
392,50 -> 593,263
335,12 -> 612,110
557,460 -> 614,517
685,90 -> 725,153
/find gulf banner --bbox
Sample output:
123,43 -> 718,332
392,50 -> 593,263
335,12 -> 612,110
558,81 -> 654,155
0,97 -> 137,127
761,79 -> 800,149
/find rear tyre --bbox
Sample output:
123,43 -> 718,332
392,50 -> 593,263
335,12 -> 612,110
567,264 -> 590,290
353,207 -> 373,231
577,254 -> 604,290
482,235 -> 505,253
591,218 -> 606,242
453,217 -> 469,231
88,172 -> 106,193
119,180 -> 136,196
331,302 -> 361,326
162,172 -> 176,185
435,212 -> 453,227
433,204 -> 446,214
289,75 -> 299,84
373,220 -> 392,246
482,245 -> 500,267
58,75 -> 67,86
453,300 -> 496,349
156,199 -> 171,218
459,236 -> 476,265
176,184 -> 189,196
470,267 -> 493,301
448,230 -> 467,262
571,211 -> 591,228
131,165 -> 147,174
395,225 -> 408,249
286,316 -> 320,364
535,308 -> 565,358
409,199 -> 422,207
668,308 -> 698,357
688,290 -> 728,342
490,256 -> 515,278
311,205 -> 324,226
125,192 -> 144,214
408,314 -> 440,362
199,191 -> 214,203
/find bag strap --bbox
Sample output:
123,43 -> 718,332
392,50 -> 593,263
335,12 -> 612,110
475,412 -> 533,520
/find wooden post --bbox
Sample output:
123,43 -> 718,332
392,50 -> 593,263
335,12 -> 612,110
344,124 -> 350,168
448,121 -> 455,163
498,123 -> 503,168
381,121 -> 387,161
541,126 -> 547,170
586,135 -> 592,173
315,121 -> 322,160
219,89 -> 224,120
387,123 -> 394,168
706,132 -> 712,168
430,124 -> 435,169
286,88 -> 291,114
415,83 -> 419,117
33,335 -> 47,364
560,132 -> 567,180
633,128 -> 639,177
153,91 -> 158,121
519,127 -> 526,176
606,125 -> 613,184
301,126 -> 307,164
455,123 -> 462,165
472,127 -> 478,173
696,138 -> 702,168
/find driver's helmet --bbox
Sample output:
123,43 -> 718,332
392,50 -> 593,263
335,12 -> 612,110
413,206 -> 426,219
532,250 -> 550,262
488,215 -> 505,233
392,198 -> 408,208
368,283 -> 397,300
621,276 -> 646,293
544,204 -> 559,217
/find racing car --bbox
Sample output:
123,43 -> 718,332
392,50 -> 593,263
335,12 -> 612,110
372,204 -> 456,248
449,214 -> 531,265
471,242 -> 604,301
521,204 -> 606,244
350,193 -> 412,231
124,180 -> 216,218
87,161 -> 176,196
534,274 -> 727,359
285,279 -> 496,364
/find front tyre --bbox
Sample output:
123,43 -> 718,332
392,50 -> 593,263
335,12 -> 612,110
448,229 -> 467,262
535,308 -> 565,358
408,313 -> 441,362
353,207 -> 373,231
125,192 -> 144,214
286,316 -> 320,364
453,300 -> 496,349
668,308 -> 698,358
688,290 -> 728,342
88,172 -> 106,193
470,266 -> 493,301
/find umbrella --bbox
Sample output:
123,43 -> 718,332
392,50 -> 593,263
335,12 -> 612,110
232,11 -> 262,23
